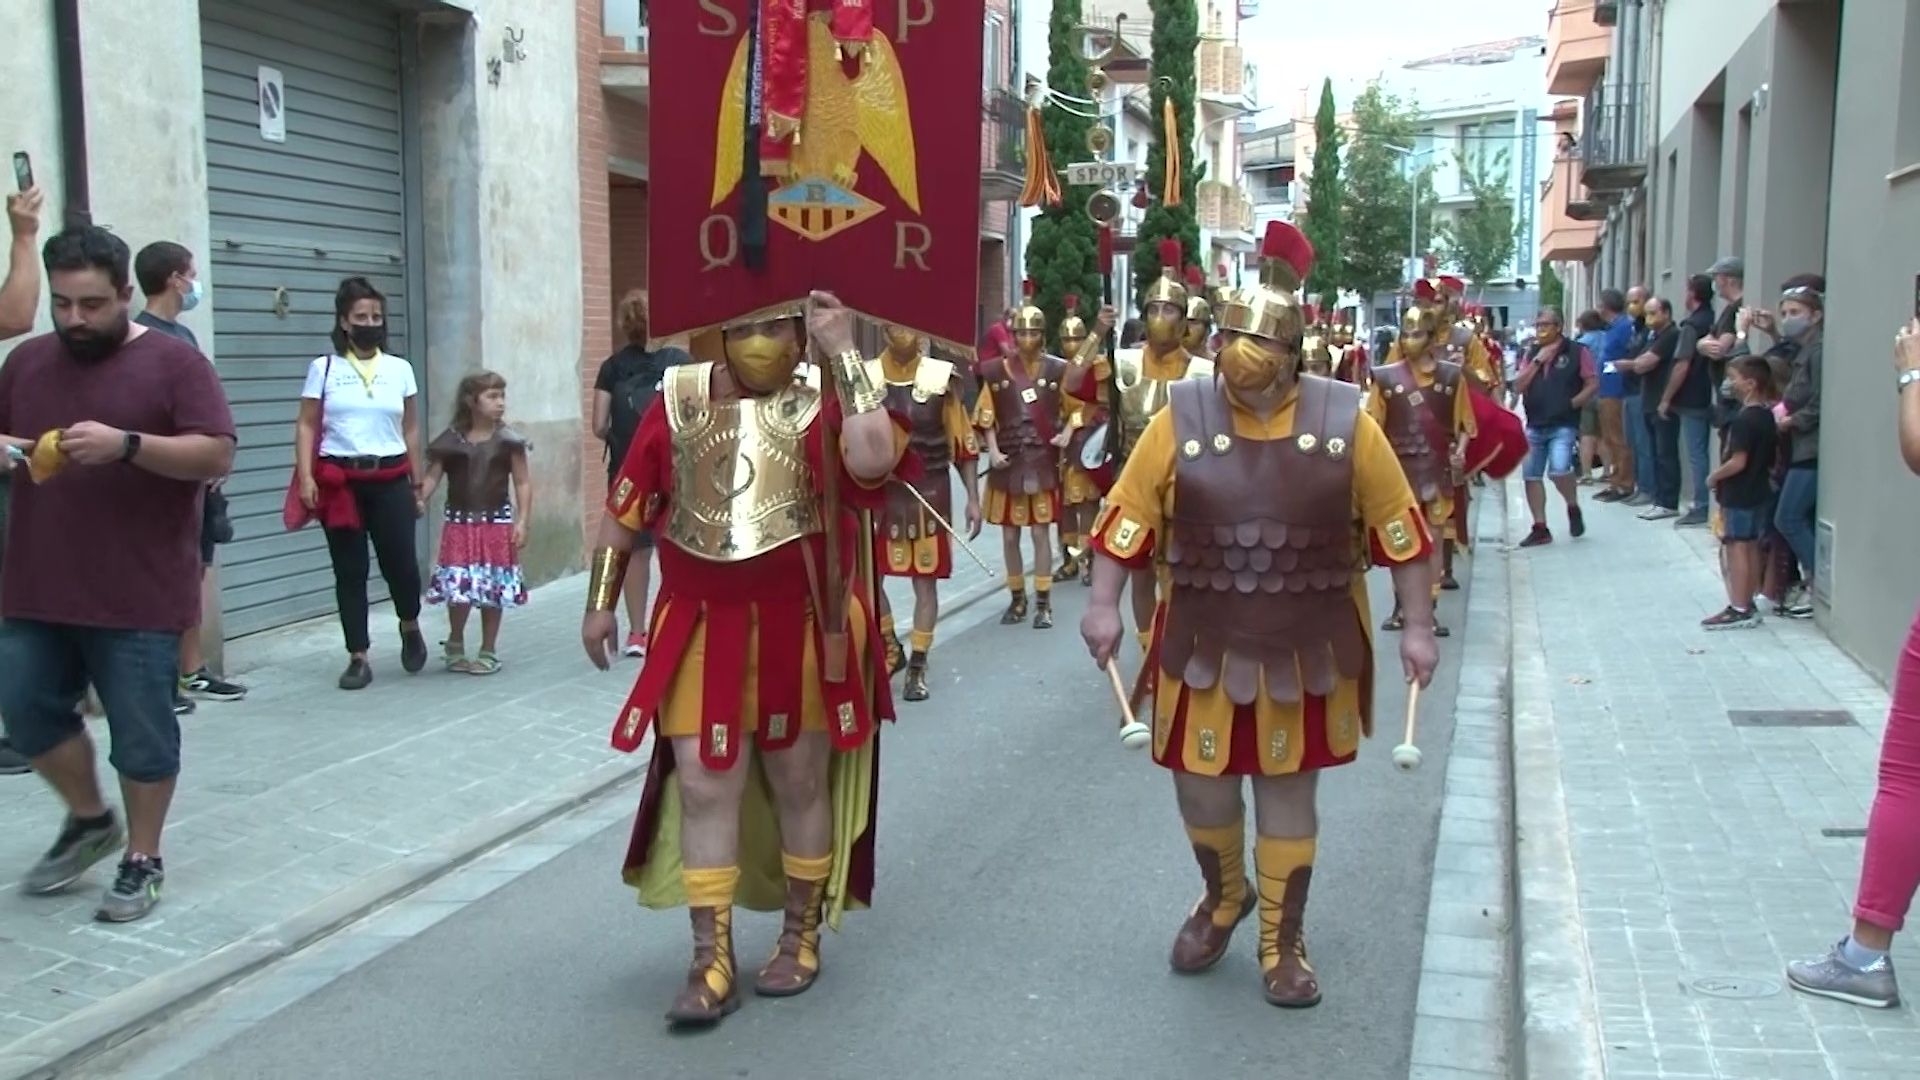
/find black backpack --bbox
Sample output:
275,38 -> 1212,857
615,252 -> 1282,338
606,347 -> 687,459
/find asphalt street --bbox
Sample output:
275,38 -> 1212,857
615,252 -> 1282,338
77,568 -> 1469,1080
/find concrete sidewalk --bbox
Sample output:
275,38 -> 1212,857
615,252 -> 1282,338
0,540 -> 1012,1079
1507,489 -> 1920,1079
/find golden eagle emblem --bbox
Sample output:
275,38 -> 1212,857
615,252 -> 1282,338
711,14 -> 921,241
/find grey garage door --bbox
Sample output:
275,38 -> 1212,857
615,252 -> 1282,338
201,0 -> 419,639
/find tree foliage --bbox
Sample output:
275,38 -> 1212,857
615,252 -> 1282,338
1338,82 -> 1437,304
1132,0 -> 1204,303
1300,78 -> 1344,300
1023,0 -> 1104,341
1437,149 -> 1520,291
1539,261 -> 1565,314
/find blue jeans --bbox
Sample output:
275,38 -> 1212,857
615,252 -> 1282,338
1774,464 -> 1819,577
1623,396 -> 1656,496
0,620 -> 183,782
1524,425 -> 1580,481
1678,407 -> 1713,513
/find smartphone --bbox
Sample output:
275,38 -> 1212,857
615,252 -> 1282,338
1912,273 -> 1919,321
11,151 -> 30,192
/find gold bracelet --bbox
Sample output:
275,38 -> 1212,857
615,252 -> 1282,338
834,349 -> 886,415
586,547 -> 631,612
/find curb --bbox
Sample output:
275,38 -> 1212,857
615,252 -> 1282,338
1407,486 -> 1518,1079
1506,495 -> 1607,1080
3,572 -> 1004,1080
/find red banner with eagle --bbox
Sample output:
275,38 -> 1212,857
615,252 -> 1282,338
647,0 -> 987,357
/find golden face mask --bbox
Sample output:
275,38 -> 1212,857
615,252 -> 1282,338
1181,320 -> 1211,353
727,332 -> 801,394
1015,329 -> 1045,357
1146,311 -> 1183,349
1218,334 -> 1287,395
1060,335 -> 1086,358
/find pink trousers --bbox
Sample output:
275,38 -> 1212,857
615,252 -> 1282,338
1856,606 -> 1920,933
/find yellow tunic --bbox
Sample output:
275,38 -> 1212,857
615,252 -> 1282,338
877,351 -> 977,575
1363,363 -> 1478,540
1062,355 -> 1113,506
973,355 -> 1069,526
1091,385 -> 1429,776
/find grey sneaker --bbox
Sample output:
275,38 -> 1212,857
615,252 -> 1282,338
23,813 -> 124,894
95,855 -> 165,923
1787,941 -> 1899,1008
1676,508 -> 1710,528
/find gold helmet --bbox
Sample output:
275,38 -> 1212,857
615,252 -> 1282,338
1141,239 -> 1189,307
1011,279 -> 1046,332
1058,293 -> 1088,345
1216,221 -> 1314,345
1183,266 -> 1213,325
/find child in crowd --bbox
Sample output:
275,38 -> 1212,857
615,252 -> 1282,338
1702,356 -> 1779,630
417,371 -> 532,673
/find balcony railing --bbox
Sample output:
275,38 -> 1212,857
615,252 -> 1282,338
1197,41 -> 1247,101
604,0 -> 647,53
981,89 -> 1026,202
1579,81 -> 1649,193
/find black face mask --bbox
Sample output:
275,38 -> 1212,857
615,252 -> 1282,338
347,324 -> 387,352
58,314 -> 131,363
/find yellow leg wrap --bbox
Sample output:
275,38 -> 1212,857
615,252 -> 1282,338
1006,572 -> 1026,592
879,613 -> 897,638
908,628 -> 934,654
683,866 -> 740,1000
780,852 -> 833,974
1255,837 -> 1317,973
1186,821 -> 1249,929
1035,575 -> 1053,592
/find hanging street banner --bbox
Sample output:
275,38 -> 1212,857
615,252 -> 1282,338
647,0 -> 988,357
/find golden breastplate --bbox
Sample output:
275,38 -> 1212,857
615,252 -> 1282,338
1115,350 -> 1211,436
664,362 -> 824,562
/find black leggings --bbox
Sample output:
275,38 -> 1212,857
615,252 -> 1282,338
323,475 -> 423,655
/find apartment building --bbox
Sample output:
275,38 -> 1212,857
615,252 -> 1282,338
2,0 -> 589,659
1539,0 -> 1920,683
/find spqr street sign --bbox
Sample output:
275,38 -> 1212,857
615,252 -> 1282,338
1066,161 -> 1138,188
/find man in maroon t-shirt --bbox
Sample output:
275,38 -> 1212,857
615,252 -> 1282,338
0,225 -> 236,923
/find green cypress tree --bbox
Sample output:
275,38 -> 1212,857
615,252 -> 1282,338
1132,0 -> 1204,302
1301,78 -> 1344,299
1023,0 -> 1103,345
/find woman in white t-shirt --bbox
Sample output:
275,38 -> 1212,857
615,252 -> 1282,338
294,276 -> 427,690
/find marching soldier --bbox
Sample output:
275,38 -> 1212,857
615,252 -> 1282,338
1064,240 -> 1205,656
1183,265 -> 1215,360
1329,308 -> 1370,387
582,295 -> 911,1027
872,324 -> 982,700
1433,276 -> 1501,395
975,283 -> 1071,629
1057,295 -> 1111,585
1368,302 -> 1476,634
1080,220 -> 1440,1008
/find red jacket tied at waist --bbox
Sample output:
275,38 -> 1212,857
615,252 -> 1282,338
314,460 -> 411,530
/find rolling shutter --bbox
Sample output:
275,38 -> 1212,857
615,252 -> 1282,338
200,0 -> 417,638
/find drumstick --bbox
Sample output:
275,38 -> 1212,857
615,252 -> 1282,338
1392,681 -> 1423,772
890,478 -> 996,578
1108,658 -> 1151,750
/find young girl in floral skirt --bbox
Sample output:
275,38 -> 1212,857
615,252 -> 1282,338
418,371 -> 532,674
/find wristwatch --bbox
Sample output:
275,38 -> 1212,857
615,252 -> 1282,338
1899,370 -> 1920,392
120,431 -> 142,462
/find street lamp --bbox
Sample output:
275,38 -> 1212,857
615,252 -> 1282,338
1383,143 -> 1430,315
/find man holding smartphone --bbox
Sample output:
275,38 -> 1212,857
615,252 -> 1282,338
1,171 -> 45,775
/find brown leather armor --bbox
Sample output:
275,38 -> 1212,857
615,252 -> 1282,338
881,359 -> 958,541
429,426 -> 528,517
981,354 -> 1067,498
1158,375 -> 1369,708
1371,359 -> 1462,503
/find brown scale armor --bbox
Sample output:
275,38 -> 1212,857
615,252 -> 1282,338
882,374 -> 955,540
1158,375 -> 1370,709
980,354 -> 1068,499
1370,359 -> 1462,503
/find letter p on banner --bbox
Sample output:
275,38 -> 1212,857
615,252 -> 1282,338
647,0 -> 987,359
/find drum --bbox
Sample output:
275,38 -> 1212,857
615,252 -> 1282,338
1070,420 -> 1117,494
1463,389 -> 1527,479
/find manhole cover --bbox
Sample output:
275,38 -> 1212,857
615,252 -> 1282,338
1728,709 -> 1855,728
1686,975 -> 1782,999
1821,827 -> 1868,839
205,780 -> 270,796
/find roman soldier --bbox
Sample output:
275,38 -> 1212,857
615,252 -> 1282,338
871,324 -> 983,701
1301,304 -> 1334,377
581,296 -> 913,1027
1182,266 -> 1214,359
1057,295 -> 1111,586
1080,220 -> 1440,1008
1433,276 -> 1501,395
975,282 -> 1071,629
1064,240 -> 1205,658
1329,308 -> 1370,387
1368,301 -> 1476,634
